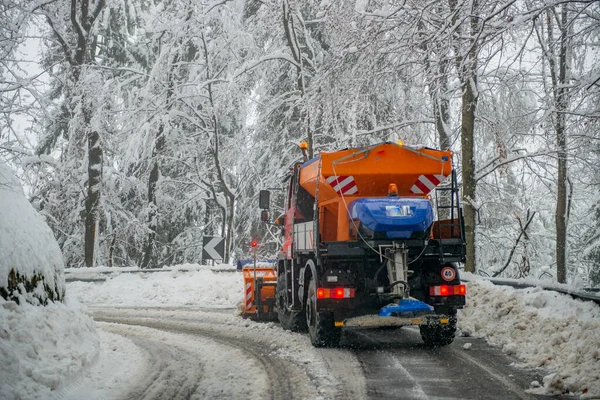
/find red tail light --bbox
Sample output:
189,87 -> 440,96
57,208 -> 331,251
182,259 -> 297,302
429,284 -> 466,297
317,287 -> 355,299
317,288 -> 325,299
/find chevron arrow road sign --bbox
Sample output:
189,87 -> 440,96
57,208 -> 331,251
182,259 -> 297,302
202,236 -> 225,261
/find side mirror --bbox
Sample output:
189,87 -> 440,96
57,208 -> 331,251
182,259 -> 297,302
261,210 -> 269,222
259,190 -> 270,209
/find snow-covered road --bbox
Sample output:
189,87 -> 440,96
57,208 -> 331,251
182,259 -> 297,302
89,306 -> 366,400
84,306 -> 546,400
347,328 -> 541,400
64,267 -> 599,399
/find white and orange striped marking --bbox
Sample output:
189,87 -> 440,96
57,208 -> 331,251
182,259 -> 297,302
245,282 -> 253,311
326,175 -> 358,195
410,174 -> 448,195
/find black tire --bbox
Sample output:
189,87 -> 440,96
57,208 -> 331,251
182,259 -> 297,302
420,315 -> 457,347
276,275 -> 307,332
306,280 -> 341,347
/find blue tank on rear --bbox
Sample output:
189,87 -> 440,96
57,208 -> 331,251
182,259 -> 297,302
348,197 -> 433,239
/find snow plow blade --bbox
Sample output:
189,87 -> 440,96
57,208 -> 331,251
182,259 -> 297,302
340,298 -> 445,328
341,314 -> 450,329
241,266 -> 277,320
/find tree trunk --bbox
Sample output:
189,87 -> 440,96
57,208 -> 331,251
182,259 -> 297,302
432,60 -> 451,151
418,16 -> 450,152
225,193 -> 235,263
282,0 -> 313,157
553,6 -> 569,284
84,128 -> 102,267
48,0 -> 106,268
449,0 -> 479,273
556,135 -> 567,284
140,49 -> 177,268
220,206 -> 226,239
140,127 -> 165,269
461,76 -> 477,273
200,26 -> 236,265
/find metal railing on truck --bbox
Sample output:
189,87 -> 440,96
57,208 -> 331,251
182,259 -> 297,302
433,169 -> 465,263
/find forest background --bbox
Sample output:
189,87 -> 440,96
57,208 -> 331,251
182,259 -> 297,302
1,0 -> 598,285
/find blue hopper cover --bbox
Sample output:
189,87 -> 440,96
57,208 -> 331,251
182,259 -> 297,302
349,197 -> 433,239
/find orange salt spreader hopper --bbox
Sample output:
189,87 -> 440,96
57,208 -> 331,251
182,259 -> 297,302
298,142 -> 453,243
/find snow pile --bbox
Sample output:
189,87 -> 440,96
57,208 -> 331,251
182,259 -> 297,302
54,324 -> 146,400
68,266 -> 243,307
0,297 -> 100,399
0,163 -> 65,302
459,280 -> 600,398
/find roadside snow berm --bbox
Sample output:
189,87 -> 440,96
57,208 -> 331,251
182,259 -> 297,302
0,163 -> 65,304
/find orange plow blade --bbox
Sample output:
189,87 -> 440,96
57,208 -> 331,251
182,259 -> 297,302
242,266 -> 277,320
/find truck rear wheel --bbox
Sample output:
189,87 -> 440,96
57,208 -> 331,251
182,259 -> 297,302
276,275 -> 307,332
306,280 -> 341,347
419,316 -> 457,347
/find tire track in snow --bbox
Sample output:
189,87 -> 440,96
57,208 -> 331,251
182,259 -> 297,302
316,348 -> 367,400
94,313 -> 311,400
164,314 -> 366,400
109,333 -> 203,400
99,321 -> 272,400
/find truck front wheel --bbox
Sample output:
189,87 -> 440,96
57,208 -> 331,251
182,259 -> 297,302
419,315 -> 457,347
306,280 -> 341,347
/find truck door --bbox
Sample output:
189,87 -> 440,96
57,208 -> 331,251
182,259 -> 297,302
283,165 -> 301,260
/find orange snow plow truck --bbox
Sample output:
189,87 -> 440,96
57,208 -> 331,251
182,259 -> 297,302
247,141 -> 466,347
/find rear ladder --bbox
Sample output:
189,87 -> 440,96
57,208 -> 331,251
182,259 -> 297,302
433,169 -> 466,263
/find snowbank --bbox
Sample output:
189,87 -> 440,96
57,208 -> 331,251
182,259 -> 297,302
0,163 -> 64,302
67,266 -> 243,307
459,280 -> 600,398
0,297 -> 100,399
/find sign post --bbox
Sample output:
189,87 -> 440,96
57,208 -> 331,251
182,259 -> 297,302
252,240 -> 257,286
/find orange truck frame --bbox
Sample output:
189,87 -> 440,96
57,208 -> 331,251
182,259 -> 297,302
257,141 -> 467,347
